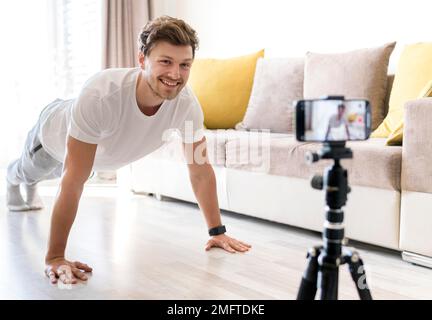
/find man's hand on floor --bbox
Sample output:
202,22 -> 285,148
205,234 -> 252,253
45,258 -> 93,284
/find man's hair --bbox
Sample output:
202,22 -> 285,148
137,16 -> 199,58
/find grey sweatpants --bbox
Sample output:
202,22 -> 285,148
6,100 -> 64,186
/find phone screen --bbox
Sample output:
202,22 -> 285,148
296,99 -> 371,142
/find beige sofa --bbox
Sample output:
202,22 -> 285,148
119,42 -> 432,268
119,94 -> 432,268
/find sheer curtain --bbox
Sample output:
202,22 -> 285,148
0,0 -> 102,169
102,0 -> 150,68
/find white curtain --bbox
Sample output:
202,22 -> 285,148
0,0 -> 102,169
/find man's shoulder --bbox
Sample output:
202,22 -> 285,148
176,85 -> 199,105
178,84 -> 194,97
78,68 -> 139,101
81,68 -> 139,91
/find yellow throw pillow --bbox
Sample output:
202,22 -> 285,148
419,79 -> 432,97
386,80 -> 432,145
385,121 -> 403,146
188,49 -> 264,129
372,42 -> 432,138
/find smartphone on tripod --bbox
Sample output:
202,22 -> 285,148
295,97 -> 371,142
293,96 -> 373,300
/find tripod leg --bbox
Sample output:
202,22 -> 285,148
318,258 -> 339,300
345,251 -> 373,300
297,247 -> 320,300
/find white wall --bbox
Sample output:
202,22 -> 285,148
151,0 -> 432,73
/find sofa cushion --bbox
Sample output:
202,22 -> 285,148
188,50 -> 264,129
225,132 -> 402,191
304,42 -> 396,131
236,57 -> 304,133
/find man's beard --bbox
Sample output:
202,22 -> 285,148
147,76 -> 182,100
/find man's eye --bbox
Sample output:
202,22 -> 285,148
160,60 -> 171,65
181,64 -> 191,69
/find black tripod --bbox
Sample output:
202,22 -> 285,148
296,142 -> 372,300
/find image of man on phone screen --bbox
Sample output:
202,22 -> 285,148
325,103 -> 351,141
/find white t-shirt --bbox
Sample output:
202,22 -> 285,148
38,68 -> 205,170
327,114 -> 349,140
328,114 -> 348,128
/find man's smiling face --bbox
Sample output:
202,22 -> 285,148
141,41 -> 193,100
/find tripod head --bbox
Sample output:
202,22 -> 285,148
306,141 -> 352,163
306,142 -> 352,209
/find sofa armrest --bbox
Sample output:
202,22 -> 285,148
402,97 -> 432,193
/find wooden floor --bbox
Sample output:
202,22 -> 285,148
1,182 -> 432,300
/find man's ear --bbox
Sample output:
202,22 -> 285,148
138,51 -> 145,69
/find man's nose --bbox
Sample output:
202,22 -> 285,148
168,65 -> 181,79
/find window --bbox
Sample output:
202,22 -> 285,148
48,0 -> 102,98
0,0 -> 102,168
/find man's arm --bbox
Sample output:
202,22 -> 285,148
182,137 -> 251,253
44,135 -> 96,284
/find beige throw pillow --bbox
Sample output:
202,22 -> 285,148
304,42 -> 396,130
236,57 -> 304,133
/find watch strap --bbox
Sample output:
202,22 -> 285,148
208,225 -> 226,236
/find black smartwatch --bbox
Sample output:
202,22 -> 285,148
208,225 -> 226,236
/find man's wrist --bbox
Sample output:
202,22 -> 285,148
45,252 -> 65,264
208,225 -> 226,236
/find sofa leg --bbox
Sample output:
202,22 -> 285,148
154,193 -> 165,201
131,190 -> 153,197
402,251 -> 432,269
